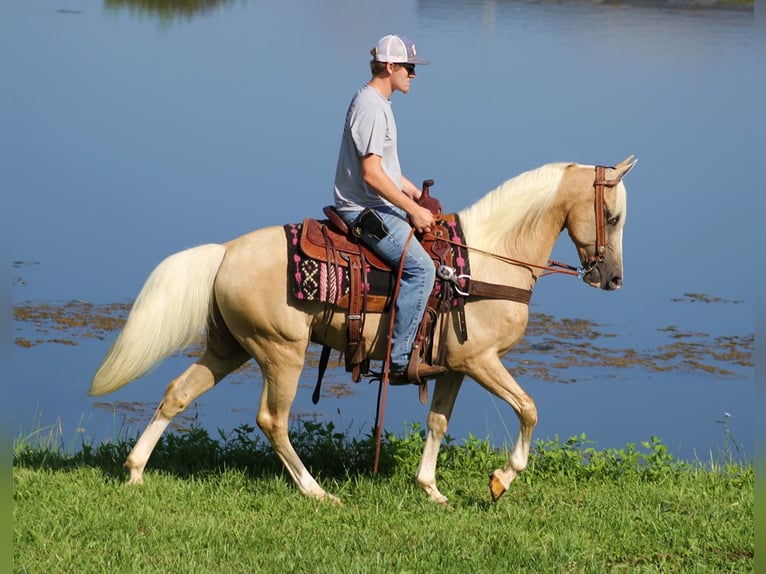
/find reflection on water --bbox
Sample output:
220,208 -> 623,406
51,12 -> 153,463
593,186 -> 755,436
104,0 -> 240,21
13,298 -> 753,379
102,0 -> 755,21
7,0 -> 757,461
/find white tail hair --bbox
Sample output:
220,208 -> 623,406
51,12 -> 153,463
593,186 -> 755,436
89,243 -> 226,396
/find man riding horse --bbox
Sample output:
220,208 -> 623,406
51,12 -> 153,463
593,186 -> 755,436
332,34 -> 446,385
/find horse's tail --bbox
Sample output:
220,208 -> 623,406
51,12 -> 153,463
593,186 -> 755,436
89,243 -> 226,396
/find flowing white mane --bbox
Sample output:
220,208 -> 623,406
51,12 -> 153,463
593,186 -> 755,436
458,162 -> 571,251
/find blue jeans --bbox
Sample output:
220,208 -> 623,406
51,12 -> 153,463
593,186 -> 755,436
340,206 -> 435,370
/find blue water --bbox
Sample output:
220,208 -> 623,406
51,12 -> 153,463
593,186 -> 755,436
5,0 -> 758,461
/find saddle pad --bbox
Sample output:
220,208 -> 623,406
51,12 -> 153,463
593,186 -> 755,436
285,222 -> 394,304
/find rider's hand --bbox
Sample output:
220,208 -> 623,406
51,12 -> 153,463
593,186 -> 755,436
409,205 -> 436,234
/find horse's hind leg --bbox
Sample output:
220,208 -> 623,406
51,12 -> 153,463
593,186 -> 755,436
254,347 -> 339,504
125,350 -> 247,484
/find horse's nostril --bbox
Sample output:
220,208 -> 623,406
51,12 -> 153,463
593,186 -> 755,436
610,276 -> 623,289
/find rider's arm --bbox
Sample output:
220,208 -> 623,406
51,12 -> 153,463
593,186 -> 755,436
361,154 -> 434,233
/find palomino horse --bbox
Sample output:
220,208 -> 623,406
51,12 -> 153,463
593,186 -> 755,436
90,156 -> 636,505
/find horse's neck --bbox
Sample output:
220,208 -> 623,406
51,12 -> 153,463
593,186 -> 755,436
464,214 -> 562,288
459,170 -> 567,285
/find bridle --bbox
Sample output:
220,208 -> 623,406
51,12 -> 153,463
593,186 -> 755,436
583,164 -> 623,272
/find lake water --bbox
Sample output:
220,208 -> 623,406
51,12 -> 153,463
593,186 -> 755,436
5,0 -> 758,462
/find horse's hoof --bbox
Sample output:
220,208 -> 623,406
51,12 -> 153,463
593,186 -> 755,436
126,468 -> 144,486
320,492 -> 342,506
429,493 -> 451,508
418,480 -> 450,507
489,471 -> 507,502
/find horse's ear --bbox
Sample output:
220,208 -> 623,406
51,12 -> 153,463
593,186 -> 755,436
611,155 -> 637,181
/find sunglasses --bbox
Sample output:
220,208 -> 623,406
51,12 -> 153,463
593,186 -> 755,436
396,63 -> 416,75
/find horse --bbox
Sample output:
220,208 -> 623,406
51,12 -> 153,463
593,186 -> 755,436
89,156 -> 636,505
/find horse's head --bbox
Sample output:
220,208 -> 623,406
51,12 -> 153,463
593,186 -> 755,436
565,156 -> 636,291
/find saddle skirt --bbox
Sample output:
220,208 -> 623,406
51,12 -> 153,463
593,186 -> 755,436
284,213 -> 471,313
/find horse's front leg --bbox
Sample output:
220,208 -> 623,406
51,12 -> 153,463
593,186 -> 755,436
416,372 -> 464,505
467,354 -> 538,502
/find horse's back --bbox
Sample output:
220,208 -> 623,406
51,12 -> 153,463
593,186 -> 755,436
220,225 -> 288,286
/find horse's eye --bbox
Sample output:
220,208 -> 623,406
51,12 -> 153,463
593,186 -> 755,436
608,216 -> 620,226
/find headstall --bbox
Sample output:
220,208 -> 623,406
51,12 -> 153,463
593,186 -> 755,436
586,165 -> 623,269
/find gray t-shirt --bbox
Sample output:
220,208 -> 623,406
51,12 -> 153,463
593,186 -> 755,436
333,84 -> 403,214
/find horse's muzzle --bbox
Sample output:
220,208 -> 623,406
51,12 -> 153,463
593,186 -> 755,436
581,263 -> 622,291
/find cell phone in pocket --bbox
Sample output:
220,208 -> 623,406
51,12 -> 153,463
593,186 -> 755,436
352,208 -> 388,241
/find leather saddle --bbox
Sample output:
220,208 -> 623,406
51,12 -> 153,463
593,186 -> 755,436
300,210 -> 389,272
296,181 -> 460,397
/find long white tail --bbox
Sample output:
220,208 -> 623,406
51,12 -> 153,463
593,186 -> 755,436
89,243 -> 226,396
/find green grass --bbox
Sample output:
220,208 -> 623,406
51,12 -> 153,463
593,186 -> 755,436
13,423 -> 753,573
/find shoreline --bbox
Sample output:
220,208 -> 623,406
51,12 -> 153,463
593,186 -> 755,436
510,0 -> 753,11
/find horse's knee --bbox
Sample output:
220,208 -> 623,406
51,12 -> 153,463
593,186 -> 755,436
525,403 -> 538,427
520,399 -> 538,428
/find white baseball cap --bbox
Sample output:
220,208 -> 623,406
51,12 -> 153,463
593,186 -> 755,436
372,34 -> 430,65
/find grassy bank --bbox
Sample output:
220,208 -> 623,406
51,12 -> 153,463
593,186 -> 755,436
13,423 -> 753,573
